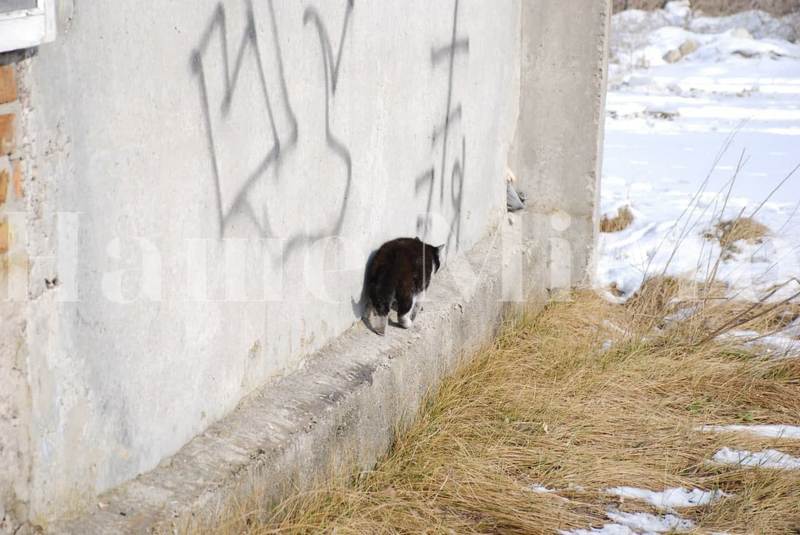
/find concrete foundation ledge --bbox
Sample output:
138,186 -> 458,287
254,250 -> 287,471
50,221 -> 539,534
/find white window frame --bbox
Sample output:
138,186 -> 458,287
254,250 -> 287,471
0,0 -> 56,53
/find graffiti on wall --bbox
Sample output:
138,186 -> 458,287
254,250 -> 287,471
191,0 -> 298,239
285,0 -> 355,253
192,0 -> 354,256
416,0 -> 469,254
193,0 -> 470,257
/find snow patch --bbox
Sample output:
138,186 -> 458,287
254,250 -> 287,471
563,510 -> 694,535
699,424 -> 800,439
606,511 -> 693,533
712,447 -> 800,469
606,486 -> 726,509
528,484 -> 556,493
723,330 -> 800,357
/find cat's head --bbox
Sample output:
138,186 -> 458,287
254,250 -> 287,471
415,238 -> 444,273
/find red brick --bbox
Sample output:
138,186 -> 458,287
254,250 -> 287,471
0,65 -> 16,105
0,168 -> 8,205
0,218 -> 8,255
12,160 -> 22,198
0,114 -> 14,154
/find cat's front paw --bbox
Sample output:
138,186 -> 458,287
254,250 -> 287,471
399,316 -> 413,329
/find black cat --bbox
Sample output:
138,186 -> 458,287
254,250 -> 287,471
365,238 -> 442,335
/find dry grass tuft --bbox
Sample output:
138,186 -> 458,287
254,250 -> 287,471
625,275 -> 682,318
623,275 -> 730,331
600,205 -> 634,233
697,299 -> 800,344
704,217 -> 771,258
187,289 -> 800,535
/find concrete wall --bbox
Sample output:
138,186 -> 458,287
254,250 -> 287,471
511,0 -> 610,293
0,0 -> 610,530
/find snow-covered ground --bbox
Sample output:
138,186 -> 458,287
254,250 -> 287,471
574,5 -> 800,532
698,423 -> 800,439
597,1 -> 800,305
712,447 -> 800,469
565,510 -> 695,535
605,486 -> 727,509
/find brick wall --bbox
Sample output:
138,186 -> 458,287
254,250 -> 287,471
613,0 -> 800,15
0,58 -> 30,534
0,63 -> 23,258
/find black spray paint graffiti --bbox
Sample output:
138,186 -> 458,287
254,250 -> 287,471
192,0 -> 354,257
192,0 -> 298,239
285,0 -> 355,253
415,0 -> 469,254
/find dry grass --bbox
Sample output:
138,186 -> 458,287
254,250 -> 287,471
188,287 -> 800,535
623,273 -> 800,345
704,217 -> 771,259
600,205 -> 635,233
623,275 -> 730,329
625,275 -> 683,318
703,300 -> 800,338
714,217 -> 770,246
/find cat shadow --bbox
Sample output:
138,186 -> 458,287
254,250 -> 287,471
352,249 -> 381,334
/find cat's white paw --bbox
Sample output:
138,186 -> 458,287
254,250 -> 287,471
399,315 -> 413,329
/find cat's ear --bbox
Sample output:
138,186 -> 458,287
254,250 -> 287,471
433,244 -> 444,273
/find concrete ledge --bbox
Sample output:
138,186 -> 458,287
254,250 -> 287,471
51,220 -> 543,534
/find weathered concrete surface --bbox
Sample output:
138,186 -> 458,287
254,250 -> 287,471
0,284 -> 31,534
50,216 -> 549,534
0,0 -> 611,530
511,0 -> 611,293
15,0 -> 521,525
